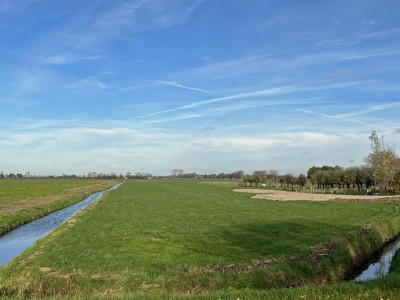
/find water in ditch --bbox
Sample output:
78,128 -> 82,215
0,183 -> 121,266
354,235 -> 400,281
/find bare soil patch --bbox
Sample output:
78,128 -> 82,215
234,188 -> 399,202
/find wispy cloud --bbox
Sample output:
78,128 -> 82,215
93,0 -> 205,32
155,80 -> 210,93
68,77 -> 108,91
296,102 -> 400,130
39,53 -> 103,65
118,79 -> 210,93
296,108 -> 321,116
327,102 -> 400,119
298,102 -> 400,120
201,97 -> 323,115
285,50 -> 400,69
331,50 -> 400,63
133,80 -> 375,120
192,132 -> 341,151
358,28 -> 400,41
0,0 -> 44,15
117,83 -> 155,92
361,20 -> 382,26
302,80 -> 381,91
7,69 -> 51,95
311,27 -> 400,50
176,48 -> 400,85
25,0 -> 204,69
180,54 -> 276,81
71,0 -> 205,49
0,98 -> 42,107
141,101 -> 289,124
143,113 -> 203,124
140,0 -> 205,30
41,55 -> 68,64
133,85 -> 297,119
2,0 -> 400,175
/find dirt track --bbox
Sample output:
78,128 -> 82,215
234,188 -> 399,202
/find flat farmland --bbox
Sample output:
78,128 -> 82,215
1,180 -> 400,299
0,179 -> 120,234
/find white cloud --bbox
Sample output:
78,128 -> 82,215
192,132 -> 340,151
0,127 -> 342,175
0,125 -> 184,174
2,121 -> 400,175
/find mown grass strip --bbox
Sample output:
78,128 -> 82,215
0,180 -> 400,298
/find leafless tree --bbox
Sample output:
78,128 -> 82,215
365,131 -> 398,194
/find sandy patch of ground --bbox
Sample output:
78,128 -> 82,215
234,189 -> 399,202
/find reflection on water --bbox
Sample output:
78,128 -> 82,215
0,183 -> 121,266
354,235 -> 400,281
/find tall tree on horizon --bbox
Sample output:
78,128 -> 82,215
365,131 -> 398,194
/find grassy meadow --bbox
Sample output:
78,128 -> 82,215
0,179 -> 120,235
1,180 -> 400,299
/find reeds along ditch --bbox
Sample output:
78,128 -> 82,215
210,216 -> 400,290
307,216 -> 400,284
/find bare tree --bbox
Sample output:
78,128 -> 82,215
268,169 -> 279,187
365,131 -> 398,194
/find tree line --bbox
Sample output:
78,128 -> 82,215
2,131 -> 398,194
243,131 -> 400,194
0,172 -> 152,180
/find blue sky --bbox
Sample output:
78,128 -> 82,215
1,0 -> 400,176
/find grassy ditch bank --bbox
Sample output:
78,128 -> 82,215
0,180 -> 399,298
0,179 -> 120,235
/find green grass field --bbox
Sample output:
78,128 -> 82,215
1,180 -> 400,299
0,179 -> 120,235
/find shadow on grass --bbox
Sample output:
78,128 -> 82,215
216,220 -> 359,258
